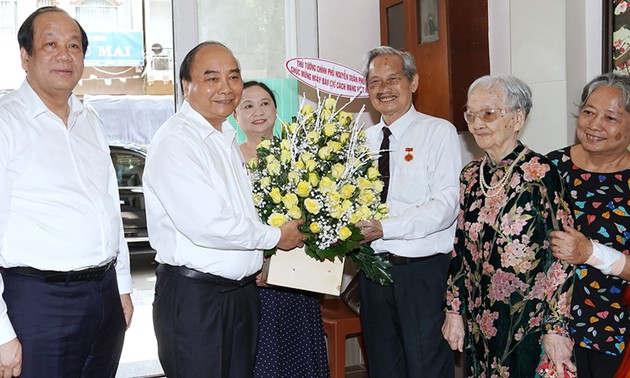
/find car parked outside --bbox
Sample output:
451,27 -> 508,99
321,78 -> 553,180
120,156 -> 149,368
109,143 -> 148,245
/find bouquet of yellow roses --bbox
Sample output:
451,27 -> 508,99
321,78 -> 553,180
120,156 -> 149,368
248,95 -> 392,285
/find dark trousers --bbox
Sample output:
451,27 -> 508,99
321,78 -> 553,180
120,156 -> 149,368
575,345 -> 623,378
1,268 -> 126,378
153,265 -> 260,378
360,253 -> 454,378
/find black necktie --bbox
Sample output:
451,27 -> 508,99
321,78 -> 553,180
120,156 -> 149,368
378,127 -> 392,203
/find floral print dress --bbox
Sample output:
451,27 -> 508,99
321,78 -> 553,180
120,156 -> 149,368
446,143 -> 575,378
548,147 -> 630,357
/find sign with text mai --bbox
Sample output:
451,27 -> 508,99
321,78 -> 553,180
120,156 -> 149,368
85,31 -> 144,67
286,57 -> 368,98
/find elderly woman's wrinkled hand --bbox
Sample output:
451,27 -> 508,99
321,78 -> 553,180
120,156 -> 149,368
543,333 -> 576,374
550,225 -> 593,265
441,313 -> 465,352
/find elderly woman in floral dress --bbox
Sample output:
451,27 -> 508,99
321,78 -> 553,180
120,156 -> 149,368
441,74 -> 576,377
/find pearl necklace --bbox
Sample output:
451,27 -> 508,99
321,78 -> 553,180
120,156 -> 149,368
479,147 -> 528,197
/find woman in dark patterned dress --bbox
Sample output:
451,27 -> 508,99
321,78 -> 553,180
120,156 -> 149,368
549,73 -> 630,378
234,81 -> 330,378
442,75 -> 576,377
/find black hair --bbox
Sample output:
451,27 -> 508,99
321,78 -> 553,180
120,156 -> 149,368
18,6 -> 89,56
179,41 -> 239,93
243,81 -> 277,108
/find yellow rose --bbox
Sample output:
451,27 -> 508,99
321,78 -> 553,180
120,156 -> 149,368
269,188 -> 282,204
321,109 -> 332,121
329,205 -> 344,219
349,212 -> 362,224
288,122 -> 298,133
282,193 -> 298,209
342,199 -> 352,211
359,129 -> 366,138
267,160 -> 281,176
358,205 -> 371,219
358,191 -> 375,205
340,132 -> 350,143
304,159 -> 317,172
331,163 -> 345,179
324,97 -> 337,111
304,198 -> 321,214
308,172 -> 320,186
288,171 -> 300,184
300,104 -> 314,116
247,157 -> 258,170
349,157 -> 362,168
338,226 -> 352,241
295,181 -> 311,197
339,111 -> 353,126
260,176 -> 272,189
367,166 -> 380,180
323,123 -> 336,137
258,139 -> 271,150
267,213 -> 287,227
339,184 -> 356,199
300,152 -> 313,162
280,149 -> 291,164
328,141 -> 342,152
357,177 -> 373,191
372,180 -> 383,193
295,161 -> 305,170
377,203 -> 389,214
280,139 -> 290,150
309,222 -> 321,233
318,177 -> 336,194
317,146 -> 332,160
306,130 -> 320,143
287,206 -> 302,220
327,191 -> 341,204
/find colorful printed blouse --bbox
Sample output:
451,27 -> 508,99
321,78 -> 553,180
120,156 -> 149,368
548,146 -> 630,356
446,143 -> 574,377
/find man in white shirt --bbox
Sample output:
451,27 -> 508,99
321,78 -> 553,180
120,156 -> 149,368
357,46 -> 461,378
143,41 -> 304,378
0,7 -> 133,378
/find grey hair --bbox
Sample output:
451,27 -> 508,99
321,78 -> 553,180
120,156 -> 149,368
361,46 -> 417,82
579,73 -> 630,113
467,74 -> 533,117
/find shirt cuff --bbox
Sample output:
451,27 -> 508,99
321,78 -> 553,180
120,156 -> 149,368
0,313 -> 16,345
261,226 -> 282,250
116,273 -> 133,294
379,217 -> 398,240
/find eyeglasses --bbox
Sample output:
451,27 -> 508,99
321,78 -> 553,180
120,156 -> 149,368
463,108 -> 508,124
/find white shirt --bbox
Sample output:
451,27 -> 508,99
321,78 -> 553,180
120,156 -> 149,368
143,101 -> 281,280
366,106 -> 461,257
0,80 -> 132,343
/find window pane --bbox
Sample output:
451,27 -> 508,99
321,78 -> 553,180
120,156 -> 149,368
387,3 -> 405,49
195,0 -> 298,142
0,1 -> 17,35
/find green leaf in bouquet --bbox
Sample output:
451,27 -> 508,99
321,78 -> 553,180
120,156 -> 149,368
264,247 -> 278,258
348,244 -> 393,285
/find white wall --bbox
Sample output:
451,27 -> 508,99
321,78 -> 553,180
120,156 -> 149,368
488,0 -> 601,155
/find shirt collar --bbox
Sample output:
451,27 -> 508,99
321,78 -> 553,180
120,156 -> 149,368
378,106 -> 415,140
19,79 -> 84,121
180,100 -> 237,145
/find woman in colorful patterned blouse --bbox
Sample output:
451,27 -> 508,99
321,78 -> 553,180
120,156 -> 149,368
441,75 -> 576,377
548,73 -> 630,378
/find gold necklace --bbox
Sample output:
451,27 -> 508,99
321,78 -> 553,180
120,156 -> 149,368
479,147 -> 528,197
